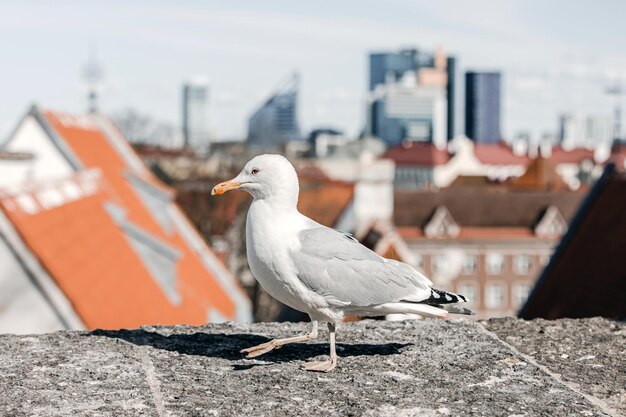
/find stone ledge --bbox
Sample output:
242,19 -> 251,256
0,318 -> 623,417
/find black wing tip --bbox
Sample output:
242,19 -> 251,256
428,288 -> 469,304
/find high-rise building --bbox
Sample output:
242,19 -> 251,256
446,57 -> 457,140
558,113 -> 613,149
465,72 -> 501,144
247,73 -> 301,148
370,73 -> 447,148
367,47 -> 457,147
182,78 -> 210,149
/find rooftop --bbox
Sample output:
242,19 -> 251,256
394,188 -> 584,229
382,142 -> 451,166
473,142 -> 531,166
0,318 -> 623,416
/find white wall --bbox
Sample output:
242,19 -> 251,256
353,159 -> 395,235
0,116 -> 73,188
0,236 -> 67,334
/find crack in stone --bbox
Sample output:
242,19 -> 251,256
476,322 -> 621,417
139,346 -> 167,417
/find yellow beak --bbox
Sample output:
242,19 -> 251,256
211,179 -> 245,195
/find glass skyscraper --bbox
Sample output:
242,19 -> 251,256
368,48 -> 457,147
182,78 -> 210,149
465,72 -> 502,144
247,73 -> 301,148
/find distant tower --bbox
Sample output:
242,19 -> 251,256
82,45 -> 103,114
247,72 -> 301,148
606,83 -> 623,142
182,77 -> 211,149
367,47 -> 454,147
465,71 -> 502,144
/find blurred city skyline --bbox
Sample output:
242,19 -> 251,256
1,0 -> 625,142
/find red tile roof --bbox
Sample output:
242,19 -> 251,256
298,179 -> 354,227
0,109 -> 248,329
474,142 -> 531,166
550,147 -> 595,164
382,142 -> 451,166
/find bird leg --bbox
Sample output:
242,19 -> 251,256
241,321 -> 319,358
302,322 -> 338,372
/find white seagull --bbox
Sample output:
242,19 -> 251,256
212,154 -> 472,372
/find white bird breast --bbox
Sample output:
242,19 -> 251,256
245,200 -> 319,313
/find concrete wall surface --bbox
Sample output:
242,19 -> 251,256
0,318 -> 623,416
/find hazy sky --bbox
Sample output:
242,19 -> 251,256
1,1 -> 625,142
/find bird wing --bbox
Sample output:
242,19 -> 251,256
291,227 -> 432,307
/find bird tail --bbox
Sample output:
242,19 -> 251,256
351,287 -> 475,318
395,288 -> 475,316
436,304 -> 475,316
369,302 -> 450,319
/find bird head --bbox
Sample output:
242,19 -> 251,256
211,154 -> 300,206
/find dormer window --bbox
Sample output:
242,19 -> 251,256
535,206 -> 567,237
424,206 -> 460,238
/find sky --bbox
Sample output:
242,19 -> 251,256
1,0 -> 625,142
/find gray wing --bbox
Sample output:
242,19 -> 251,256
292,227 -> 432,307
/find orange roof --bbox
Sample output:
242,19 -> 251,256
474,142 -> 531,166
298,179 -> 354,227
511,156 -> 569,190
0,109 -> 248,329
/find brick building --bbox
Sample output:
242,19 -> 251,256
392,188 -> 585,318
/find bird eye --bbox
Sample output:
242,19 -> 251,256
251,168 -> 259,175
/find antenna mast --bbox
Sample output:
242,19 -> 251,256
83,44 -> 103,114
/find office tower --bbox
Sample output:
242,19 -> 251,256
446,56 -> 457,140
247,73 -> 301,148
367,47 -> 455,147
182,78 -> 210,149
558,113 -> 613,149
465,72 -> 501,144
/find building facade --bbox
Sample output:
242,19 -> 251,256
465,71 -> 501,144
393,189 -> 584,318
182,78 -> 210,150
247,73 -> 301,148
368,47 -> 456,147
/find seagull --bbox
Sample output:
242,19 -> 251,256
212,154 -> 472,372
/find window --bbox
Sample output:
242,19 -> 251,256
104,202 -> 181,305
485,284 -> 506,309
513,283 -> 531,307
127,173 -> 173,234
16,194 -> 38,214
462,254 -> 477,275
431,253 -> 449,275
37,188 -> 64,210
486,252 -> 505,275
514,254 -> 532,275
457,283 -> 477,306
